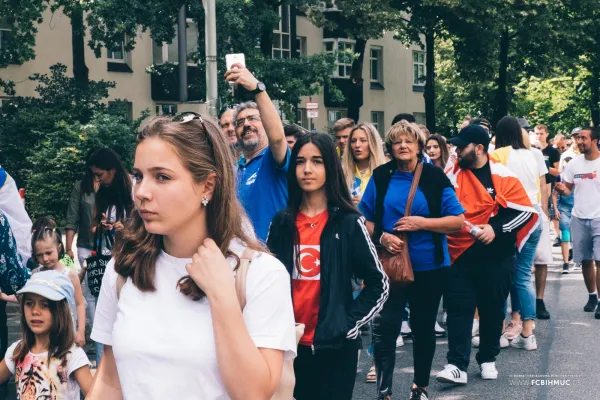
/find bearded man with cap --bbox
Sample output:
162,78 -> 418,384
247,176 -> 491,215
436,125 -> 538,385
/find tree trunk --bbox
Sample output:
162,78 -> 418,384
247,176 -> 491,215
591,66 -> 600,127
492,27 -> 510,126
424,30 -> 436,133
347,38 -> 366,123
70,4 -> 88,87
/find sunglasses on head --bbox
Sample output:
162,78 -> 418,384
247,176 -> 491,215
170,112 -> 216,156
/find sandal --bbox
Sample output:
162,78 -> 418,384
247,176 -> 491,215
366,365 -> 376,383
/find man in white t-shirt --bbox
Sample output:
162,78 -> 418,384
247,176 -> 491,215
556,127 -> 600,319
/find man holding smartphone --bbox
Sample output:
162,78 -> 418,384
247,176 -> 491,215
225,64 -> 289,241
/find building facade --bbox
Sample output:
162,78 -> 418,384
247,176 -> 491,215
1,6 -> 425,133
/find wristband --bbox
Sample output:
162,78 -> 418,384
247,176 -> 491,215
380,232 -> 387,246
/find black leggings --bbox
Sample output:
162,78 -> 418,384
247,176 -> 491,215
294,341 -> 358,400
373,268 -> 448,397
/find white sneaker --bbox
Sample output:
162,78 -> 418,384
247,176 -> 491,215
480,362 -> 498,380
401,320 -> 412,337
472,318 -> 480,336
510,334 -> 538,350
436,364 -> 467,385
435,321 -> 446,336
396,335 -> 404,347
472,335 -> 480,347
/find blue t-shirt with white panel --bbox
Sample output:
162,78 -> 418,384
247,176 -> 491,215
359,171 -> 465,271
237,146 -> 290,242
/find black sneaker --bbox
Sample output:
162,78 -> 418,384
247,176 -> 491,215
584,295 -> 598,312
553,237 -> 561,247
410,387 -> 429,400
536,299 -> 550,319
561,263 -> 570,274
595,305 -> 600,319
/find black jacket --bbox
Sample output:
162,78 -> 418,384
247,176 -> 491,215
267,207 -> 389,350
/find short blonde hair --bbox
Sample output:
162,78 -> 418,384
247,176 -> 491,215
385,120 -> 426,158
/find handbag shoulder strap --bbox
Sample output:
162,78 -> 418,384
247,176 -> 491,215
93,224 -> 103,254
404,162 -> 424,217
235,249 -> 256,310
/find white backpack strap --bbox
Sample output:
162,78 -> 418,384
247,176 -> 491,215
116,274 -> 126,300
235,249 -> 256,310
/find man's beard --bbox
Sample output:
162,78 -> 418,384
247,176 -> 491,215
458,148 -> 477,169
239,127 -> 260,151
231,141 -> 242,154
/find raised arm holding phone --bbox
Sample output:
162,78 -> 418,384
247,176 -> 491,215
225,63 -> 290,241
224,64 -> 287,165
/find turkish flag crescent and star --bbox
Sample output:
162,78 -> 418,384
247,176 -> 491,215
293,210 -> 328,346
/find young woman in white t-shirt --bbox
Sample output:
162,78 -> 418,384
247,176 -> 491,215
492,116 -> 542,350
88,114 -> 297,400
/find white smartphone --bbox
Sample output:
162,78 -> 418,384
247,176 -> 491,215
226,53 -> 246,70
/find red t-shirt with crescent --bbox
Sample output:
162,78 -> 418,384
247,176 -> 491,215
293,210 -> 328,346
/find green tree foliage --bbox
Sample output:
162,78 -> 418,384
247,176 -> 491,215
308,0 -> 403,121
24,113 -> 137,225
87,0 -> 338,116
514,72 -> 591,135
0,64 -> 115,185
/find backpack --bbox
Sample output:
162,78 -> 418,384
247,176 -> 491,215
234,250 -> 304,400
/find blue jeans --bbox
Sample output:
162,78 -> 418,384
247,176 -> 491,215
510,221 -> 542,321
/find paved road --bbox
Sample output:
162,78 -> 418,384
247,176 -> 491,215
4,239 -> 600,399
353,245 -> 600,399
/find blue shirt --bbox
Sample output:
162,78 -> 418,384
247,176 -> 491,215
237,146 -> 290,241
359,171 -> 465,271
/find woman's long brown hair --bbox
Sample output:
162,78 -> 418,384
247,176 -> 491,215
426,134 -> 450,168
113,116 -> 264,300
13,295 -> 74,368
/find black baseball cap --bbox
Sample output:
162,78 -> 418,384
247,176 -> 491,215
448,125 -> 490,149
471,118 -> 491,131
517,117 -> 532,130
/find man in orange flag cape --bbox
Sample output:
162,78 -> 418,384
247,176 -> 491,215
437,125 -> 538,386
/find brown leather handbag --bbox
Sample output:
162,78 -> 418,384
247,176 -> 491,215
377,162 -> 423,286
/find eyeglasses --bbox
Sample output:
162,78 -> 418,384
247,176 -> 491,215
170,112 -> 215,158
235,114 -> 261,128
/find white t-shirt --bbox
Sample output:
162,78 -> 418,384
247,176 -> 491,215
499,148 -> 541,205
531,148 -> 549,205
559,146 -> 580,172
5,341 -> 90,400
0,172 -> 32,263
91,239 -> 296,400
531,148 -> 549,177
562,155 -> 600,219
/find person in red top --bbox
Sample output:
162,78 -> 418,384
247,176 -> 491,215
268,132 -> 389,400
293,210 -> 327,346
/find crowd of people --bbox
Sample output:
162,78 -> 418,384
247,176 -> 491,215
0,64 -> 598,400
